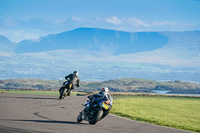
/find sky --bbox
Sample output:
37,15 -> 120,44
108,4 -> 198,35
0,0 -> 200,42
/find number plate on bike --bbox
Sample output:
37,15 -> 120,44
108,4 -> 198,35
102,103 -> 109,110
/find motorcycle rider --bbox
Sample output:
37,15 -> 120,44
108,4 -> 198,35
64,71 -> 80,91
59,71 -> 80,95
86,87 -> 113,115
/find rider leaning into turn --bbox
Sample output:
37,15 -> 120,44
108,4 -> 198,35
86,87 -> 113,113
65,71 -> 80,91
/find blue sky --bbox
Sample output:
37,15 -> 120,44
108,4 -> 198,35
0,0 -> 200,42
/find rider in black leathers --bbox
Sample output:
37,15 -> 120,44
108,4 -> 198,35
64,71 -> 80,91
59,71 -> 80,94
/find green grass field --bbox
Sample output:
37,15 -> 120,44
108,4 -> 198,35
1,90 -> 199,132
110,96 -> 200,133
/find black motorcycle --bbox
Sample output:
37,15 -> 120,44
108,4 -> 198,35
77,97 -> 112,124
58,80 -> 73,99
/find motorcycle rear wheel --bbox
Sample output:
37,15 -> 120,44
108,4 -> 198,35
89,109 -> 103,125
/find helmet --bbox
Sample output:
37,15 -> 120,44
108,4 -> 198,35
73,71 -> 78,76
101,87 -> 109,93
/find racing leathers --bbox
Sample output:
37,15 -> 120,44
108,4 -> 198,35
64,73 -> 80,90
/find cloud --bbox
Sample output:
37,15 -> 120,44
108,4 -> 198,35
67,16 -> 81,21
152,21 -> 196,28
126,17 -> 150,27
1,18 -> 18,27
105,16 -> 122,25
104,17 -> 196,30
151,21 -> 196,31
152,21 -> 178,26
105,16 -> 150,27
0,29 -> 49,43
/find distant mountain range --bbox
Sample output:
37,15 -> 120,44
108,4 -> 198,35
15,28 -> 169,55
0,28 -> 200,82
0,35 -> 17,54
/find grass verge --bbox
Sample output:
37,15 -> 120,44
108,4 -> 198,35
110,96 -> 200,133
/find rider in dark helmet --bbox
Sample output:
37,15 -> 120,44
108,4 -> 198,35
64,71 -> 80,91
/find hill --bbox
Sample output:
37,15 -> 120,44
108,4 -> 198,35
0,28 -> 200,81
0,35 -> 17,56
15,28 -> 169,55
1,78 -> 200,94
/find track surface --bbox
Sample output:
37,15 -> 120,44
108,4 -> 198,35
0,93 -> 192,133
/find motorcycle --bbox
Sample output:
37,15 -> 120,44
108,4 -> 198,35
58,80 -> 73,99
77,97 -> 112,125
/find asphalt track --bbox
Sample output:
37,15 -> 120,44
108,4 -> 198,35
0,93 -> 193,133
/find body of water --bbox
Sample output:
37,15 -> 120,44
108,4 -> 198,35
152,90 -> 200,96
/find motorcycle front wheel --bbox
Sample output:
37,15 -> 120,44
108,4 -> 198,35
89,109 -> 103,125
59,87 -> 66,99
77,113 -> 83,122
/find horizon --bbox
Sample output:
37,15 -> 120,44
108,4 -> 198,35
2,27 -> 200,43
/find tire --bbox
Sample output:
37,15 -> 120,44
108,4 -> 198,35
101,111 -> 109,120
89,109 -> 103,125
59,90 -> 63,99
77,113 -> 83,122
59,87 -> 66,99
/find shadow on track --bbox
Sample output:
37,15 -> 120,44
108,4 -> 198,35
0,118 -> 87,125
15,119 -> 87,125
16,97 -> 57,100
